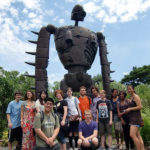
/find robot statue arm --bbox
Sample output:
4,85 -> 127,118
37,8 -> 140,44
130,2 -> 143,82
46,24 -> 57,34
26,26 -> 56,98
97,32 -> 112,99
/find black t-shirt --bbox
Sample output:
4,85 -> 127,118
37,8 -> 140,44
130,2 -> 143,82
96,99 -> 112,123
55,100 -> 68,115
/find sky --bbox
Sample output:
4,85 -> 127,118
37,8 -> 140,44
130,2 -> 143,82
0,0 -> 150,84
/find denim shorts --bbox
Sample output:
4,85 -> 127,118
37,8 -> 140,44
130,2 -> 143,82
130,124 -> 140,128
57,128 -> 67,144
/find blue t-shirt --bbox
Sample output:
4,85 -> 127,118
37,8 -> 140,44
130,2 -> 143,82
6,100 -> 23,129
78,120 -> 98,138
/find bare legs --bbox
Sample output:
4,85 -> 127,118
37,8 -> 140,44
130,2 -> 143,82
130,125 -> 144,150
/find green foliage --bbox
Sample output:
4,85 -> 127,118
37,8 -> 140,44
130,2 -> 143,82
0,67 -> 34,139
110,81 -> 126,91
92,74 -> 102,85
121,65 -> 150,86
140,108 -> 150,145
48,81 -> 60,101
134,84 -> 150,108
1,129 -> 8,146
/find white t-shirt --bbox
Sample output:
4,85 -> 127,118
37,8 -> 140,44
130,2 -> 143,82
35,99 -> 44,112
65,96 -> 79,116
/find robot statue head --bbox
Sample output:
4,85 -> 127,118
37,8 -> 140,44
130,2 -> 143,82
71,5 -> 86,22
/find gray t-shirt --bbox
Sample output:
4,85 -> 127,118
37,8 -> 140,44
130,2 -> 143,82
65,96 -> 79,116
33,112 -> 60,147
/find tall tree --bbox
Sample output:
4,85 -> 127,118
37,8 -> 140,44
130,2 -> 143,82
121,65 -> 150,86
0,67 -> 34,137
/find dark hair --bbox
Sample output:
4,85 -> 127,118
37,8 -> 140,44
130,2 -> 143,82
127,85 -> 136,93
127,85 -> 134,89
54,90 -> 64,97
111,88 -> 118,93
91,86 -> 99,93
14,91 -> 22,96
111,88 -> 118,99
39,91 -> 48,105
44,97 -> 54,104
79,86 -> 86,90
24,90 -> 35,101
67,87 -> 73,92
119,91 -> 127,98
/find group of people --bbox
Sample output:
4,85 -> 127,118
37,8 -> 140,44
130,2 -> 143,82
6,85 -> 144,150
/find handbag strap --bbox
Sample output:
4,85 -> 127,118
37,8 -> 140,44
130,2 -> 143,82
74,97 -> 81,117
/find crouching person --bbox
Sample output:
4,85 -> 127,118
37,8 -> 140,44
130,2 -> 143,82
78,109 -> 98,150
33,97 -> 60,150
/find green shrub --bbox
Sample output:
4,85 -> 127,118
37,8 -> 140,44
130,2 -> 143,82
1,129 -> 8,146
141,108 -> 150,146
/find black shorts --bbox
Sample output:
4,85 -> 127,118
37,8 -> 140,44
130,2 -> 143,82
69,121 -> 79,133
8,126 -> 22,143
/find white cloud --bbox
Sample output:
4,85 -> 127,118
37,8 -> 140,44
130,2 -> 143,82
22,8 -> 28,14
59,18 -> 65,24
123,72 -> 129,75
45,10 -> 54,16
83,0 -> 150,24
65,0 -> 75,2
16,0 -> 41,10
28,12 -> 36,18
48,73 -> 63,84
53,16 -> 59,21
83,2 -> 100,14
10,7 -> 18,18
77,0 -> 85,2
0,0 -> 12,10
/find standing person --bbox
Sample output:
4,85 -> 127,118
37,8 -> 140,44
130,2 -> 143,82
6,91 -> 23,150
65,87 -> 81,150
91,86 -> 101,121
35,91 -> 48,112
78,86 -> 91,120
21,90 -> 36,150
54,90 -> 68,150
111,89 -> 124,149
117,91 -> 134,150
96,90 -> 113,150
125,85 -> 144,150
33,97 -> 60,150
78,109 -> 98,150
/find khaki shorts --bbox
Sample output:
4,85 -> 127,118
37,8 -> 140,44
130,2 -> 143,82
99,122 -> 112,136
114,121 -> 123,132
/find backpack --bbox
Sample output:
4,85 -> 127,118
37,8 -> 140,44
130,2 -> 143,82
39,111 -> 57,124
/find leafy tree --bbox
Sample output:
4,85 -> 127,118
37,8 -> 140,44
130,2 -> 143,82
121,65 -> 150,86
92,74 -> 103,89
0,67 -> 34,138
110,81 -> 126,91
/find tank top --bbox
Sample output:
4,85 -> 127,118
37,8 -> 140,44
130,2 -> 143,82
128,99 -> 142,126
118,100 -> 129,123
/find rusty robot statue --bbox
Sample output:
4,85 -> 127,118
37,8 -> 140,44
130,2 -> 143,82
26,5 -> 114,98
